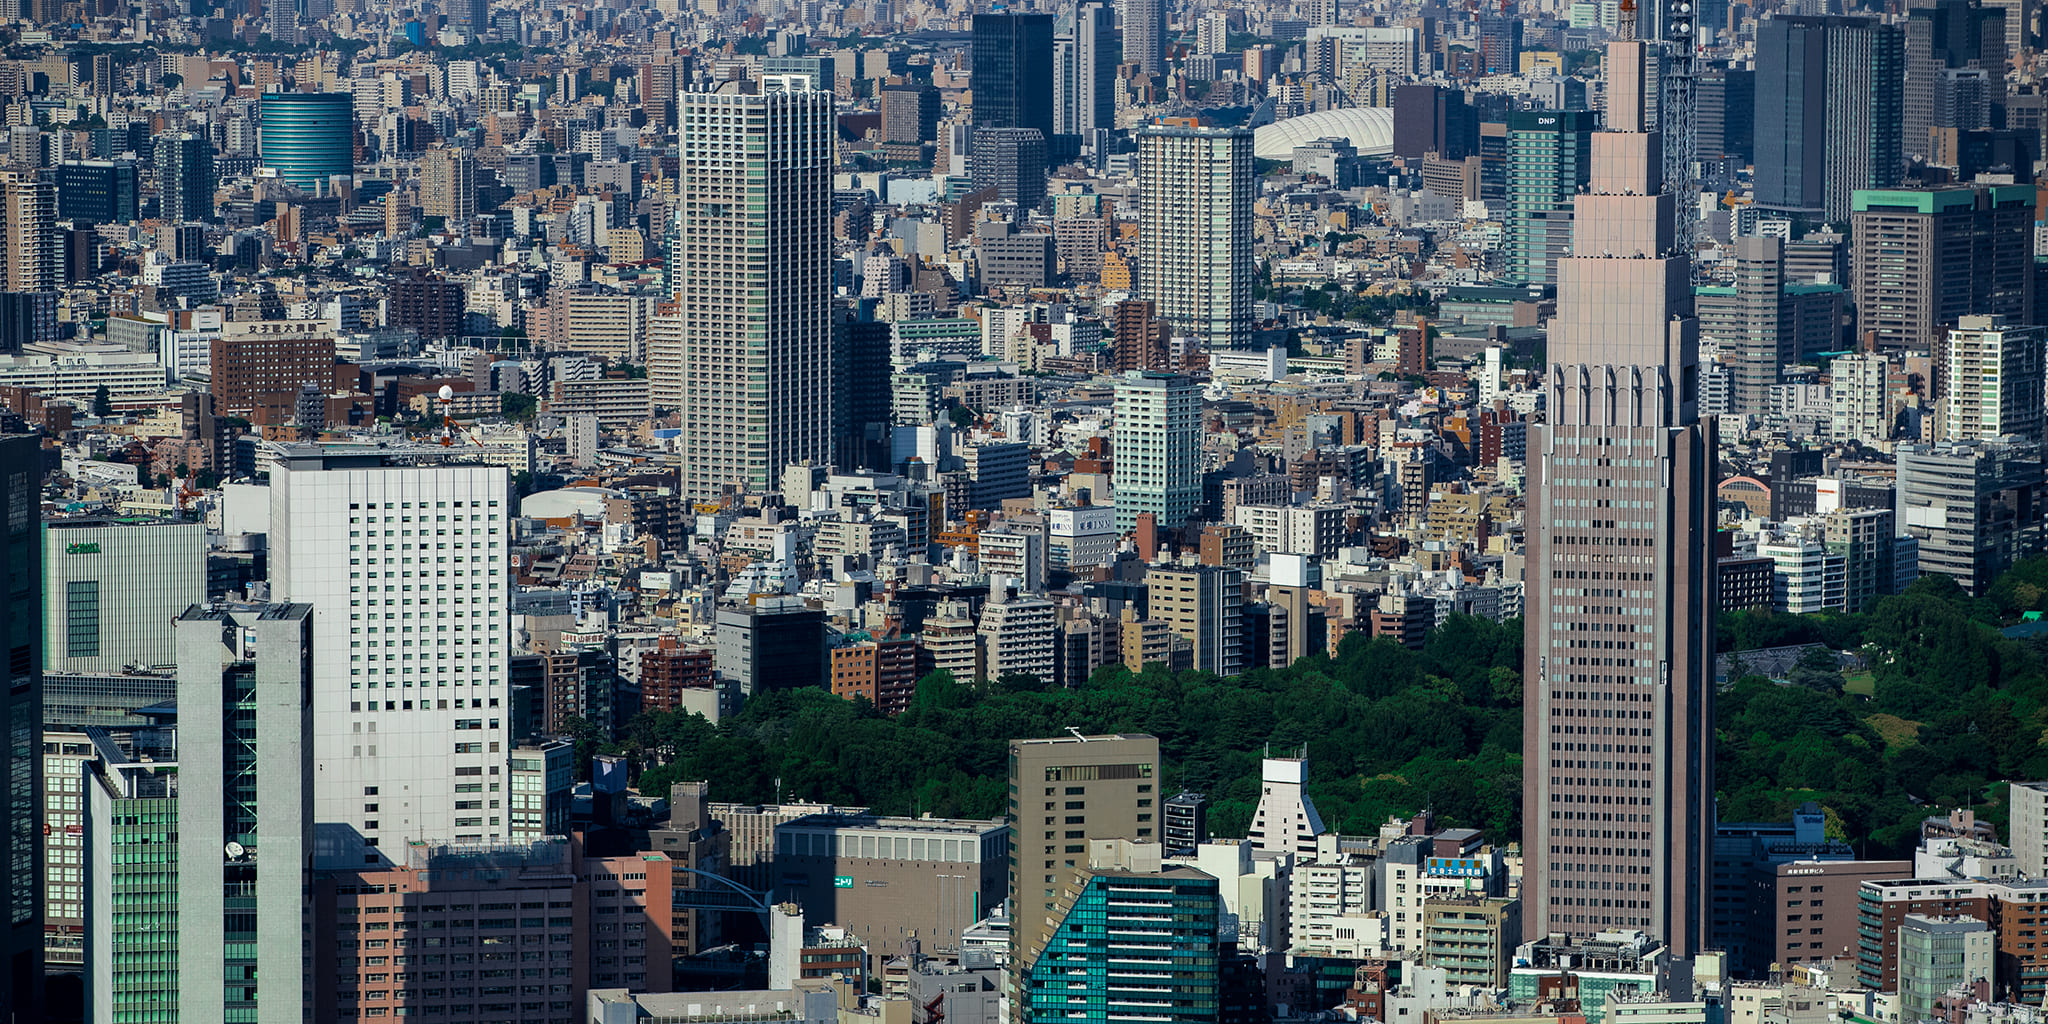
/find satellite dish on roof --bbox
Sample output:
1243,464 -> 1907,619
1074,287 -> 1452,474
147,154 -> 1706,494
225,841 -> 247,860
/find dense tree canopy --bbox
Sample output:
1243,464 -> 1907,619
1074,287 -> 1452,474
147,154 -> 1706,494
608,559 -> 2048,858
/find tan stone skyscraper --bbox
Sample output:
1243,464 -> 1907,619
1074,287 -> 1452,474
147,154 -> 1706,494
0,170 -> 54,293
1521,40 -> 1715,956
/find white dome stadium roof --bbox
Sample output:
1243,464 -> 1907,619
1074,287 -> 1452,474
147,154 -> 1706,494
1252,107 -> 1397,161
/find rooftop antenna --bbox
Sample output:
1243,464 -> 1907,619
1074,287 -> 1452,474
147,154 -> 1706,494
1066,727 -> 1088,742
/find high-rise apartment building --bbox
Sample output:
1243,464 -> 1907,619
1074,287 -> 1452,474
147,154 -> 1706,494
155,131 -> 215,225
1832,352 -> 1893,441
419,145 -> 477,227
1136,122 -> 1254,352
1943,315 -> 2046,443
0,170 -> 54,297
269,447 -> 512,856
1111,371 -> 1201,532
971,13 -> 1055,139
1851,184 -> 2035,352
1505,110 -> 1593,288
1522,41 -> 1714,956
43,519 -> 205,675
671,79 -> 834,502
0,435 -> 38,1017
1121,0 -> 1167,75
1056,3 -> 1117,140
174,602 -> 314,1024
1754,16 -> 1904,223
1007,734 -> 1162,1016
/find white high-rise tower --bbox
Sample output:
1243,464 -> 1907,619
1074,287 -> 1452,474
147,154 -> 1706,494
669,76 -> 835,502
270,447 -> 512,857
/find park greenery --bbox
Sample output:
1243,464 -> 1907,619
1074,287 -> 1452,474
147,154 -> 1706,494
598,560 -> 2048,857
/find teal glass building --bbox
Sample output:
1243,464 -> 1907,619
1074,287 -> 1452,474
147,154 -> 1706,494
1020,868 -> 1221,1024
258,92 -> 354,192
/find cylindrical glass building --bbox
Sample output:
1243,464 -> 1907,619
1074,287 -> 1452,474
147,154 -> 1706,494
258,92 -> 354,192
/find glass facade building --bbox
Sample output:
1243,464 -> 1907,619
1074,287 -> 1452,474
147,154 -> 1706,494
1019,868 -> 1221,1024
257,92 -> 355,191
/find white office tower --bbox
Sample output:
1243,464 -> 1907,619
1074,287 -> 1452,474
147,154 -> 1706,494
175,602 -> 315,1023
1521,41 -> 1715,956
671,76 -> 835,503
1247,755 -> 1326,859
270,447 -> 511,857
1137,122 -> 1255,352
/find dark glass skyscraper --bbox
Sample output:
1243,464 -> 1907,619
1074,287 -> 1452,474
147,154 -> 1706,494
1505,109 -> 1594,288
55,160 -> 136,225
0,434 -> 40,1017
1754,16 -> 1903,223
258,91 -> 355,192
154,132 -> 216,225
971,13 -> 1055,140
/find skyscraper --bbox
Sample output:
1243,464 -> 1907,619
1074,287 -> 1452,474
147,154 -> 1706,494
43,519 -> 205,675
1111,371 -> 1201,533
1696,235 -> 1844,414
969,126 -> 1049,210
1753,16 -> 1903,223
671,78 -> 834,502
55,159 -> 137,224
0,170 -> 55,296
0,435 -> 39,1018
154,131 -> 214,225
269,448 -> 512,857
1505,110 -> 1594,288
1850,184 -> 2035,351
174,602 -> 314,1024
418,145 -> 477,228
1904,0 -> 2007,164
258,90 -> 356,192
1522,41 -> 1714,956
1136,121 -> 1253,351
1056,3 -> 1118,140
971,13 -> 1055,140
1121,0 -> 1166,76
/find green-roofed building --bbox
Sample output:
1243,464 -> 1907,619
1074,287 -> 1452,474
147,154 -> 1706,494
1850,183 -> 2035,352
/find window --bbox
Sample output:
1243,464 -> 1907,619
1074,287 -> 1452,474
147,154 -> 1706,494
65,580 -> 99,658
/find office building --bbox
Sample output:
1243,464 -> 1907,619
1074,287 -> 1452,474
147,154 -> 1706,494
155,132 -> 215,224
1145,565 -> 1245,677
1904,0 -> 2007,164
43,519 -> 205,675
55,160 -> 136,224
768,811 -> 1009,966
1943,315 -> 2046,443
1851,185 -> 2035,352
0,437 -> 39,1016
969,127 -> 1049,210
1246,755 -> 1324,858
1508,932 -> 1668,1024
1017,864 -> 1221,1024
1504,110 -> 1593,289
311,836 -> 677,1017
1393,84 -> 1477,162
1697,236 -> 1843,414
1137,122 -> 1254,351
269,447 -> 512,854
1754,16 -> 1904,223
1122,0 -> 1167,76
1056,3 -> 1117,140
1006,734 -> 1162,1016
1163,791 -> 1206,854
717,596 -> 828,698
259,91 -> 355,191
1898,915 -> 1994,1020
1266,553 -> 1325,669
1424,897 -> 1523,988
971,13 -> 1055,139
1521,42 -> 1715,955
1111,371 -> 1202,532
170,602 -> 313,1024
671,79 -> 834,503
1897,440 -> 2044,594
209,325 -> 337,415
419,145 -> 477,227
82,744 -> 177,1021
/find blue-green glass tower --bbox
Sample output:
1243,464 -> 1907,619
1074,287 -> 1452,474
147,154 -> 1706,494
257,92 -> 354,192
1019,868 -> 1221,1024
